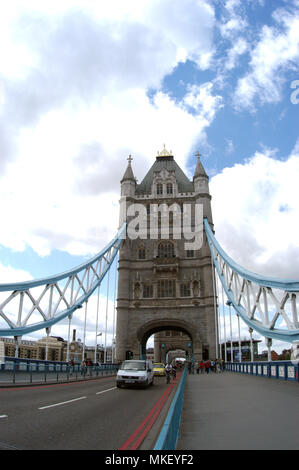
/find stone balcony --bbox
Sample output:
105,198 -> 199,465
153,256 -> 179,275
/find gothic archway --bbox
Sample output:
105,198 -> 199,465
136,318 -> 201,361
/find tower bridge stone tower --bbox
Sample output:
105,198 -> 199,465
115,147 -> 217,363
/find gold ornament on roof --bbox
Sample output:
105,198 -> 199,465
157,144 -> 173,157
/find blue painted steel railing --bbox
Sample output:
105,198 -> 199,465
204,218 -> 299,343
154,366 -> 187,450
0,357 -> 118,372
225,361 -> 299,382
0,357 -> 119,385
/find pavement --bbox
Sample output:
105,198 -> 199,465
177,371 -> 299,450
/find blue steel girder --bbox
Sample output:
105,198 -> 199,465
204,218 -> 299,343
0,224 -> 126,337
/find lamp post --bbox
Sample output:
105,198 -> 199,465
112,338 -> 116,363
249,328 -> 254,362
266,337 -> 272,362
226,300 -> 233,363
237,315 -> 242,363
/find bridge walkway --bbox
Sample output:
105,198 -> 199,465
177,371 -> 299,450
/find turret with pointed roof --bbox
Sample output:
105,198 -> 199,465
120,155 -> 136,197
193,152 -> 208,179
193,152 -> 209,195
121,155 -> 135,182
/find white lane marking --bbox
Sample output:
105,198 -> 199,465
0,415 -> 8,419
38,396 -> 87,410
96,387 -> 116,395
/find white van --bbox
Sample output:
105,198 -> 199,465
116,359 -> 154,388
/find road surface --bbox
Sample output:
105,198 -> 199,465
0,374 -> 177,450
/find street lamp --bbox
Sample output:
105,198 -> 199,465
112,338 -> 116,363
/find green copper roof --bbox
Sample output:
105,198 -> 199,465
136,156 -> 194,195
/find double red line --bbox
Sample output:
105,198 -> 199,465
119,372 -> 181,450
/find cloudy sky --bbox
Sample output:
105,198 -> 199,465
0,0 -> 298,354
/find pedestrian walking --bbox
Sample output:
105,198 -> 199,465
205,360 -> 211,374
86,359 -> 93,376
196,362 -> 200,374
172,363 -> 177,379
69,359 -> 74,376
81,360 -> 87,376
199,360 -> 205,374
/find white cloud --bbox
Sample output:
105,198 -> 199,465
183,82 -> 223,120
225,139 -> 234,155
0,263 -> 33,283
0,85 -> 223,257
234,6 -> 299,109
210,143 -> 299,279
0,1 -> 218,258
225,37 -> 248,71
143,0 -> 215,69
219,0 -> 248,39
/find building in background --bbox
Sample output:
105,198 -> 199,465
221,339 -> 261,362
0,330 -> 114,364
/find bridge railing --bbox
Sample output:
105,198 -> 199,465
225,361 -> 299,382
154,366 -> 187,450
0,356 -> 119,385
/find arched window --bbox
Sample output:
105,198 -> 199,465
166,183 -> 173,195
157,242 -> 175,258
156,183 -> 163,195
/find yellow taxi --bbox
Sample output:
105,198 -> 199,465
153,363 -> 166,376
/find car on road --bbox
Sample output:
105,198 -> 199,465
153,363 -> 166,376
116,359 -> 154,388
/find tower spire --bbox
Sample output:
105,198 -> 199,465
193,151 -> 208,179
121,154 -> 135,182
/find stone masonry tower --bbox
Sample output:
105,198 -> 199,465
115,147 -> 217,363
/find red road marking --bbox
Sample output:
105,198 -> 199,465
119,372 -> 181,450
